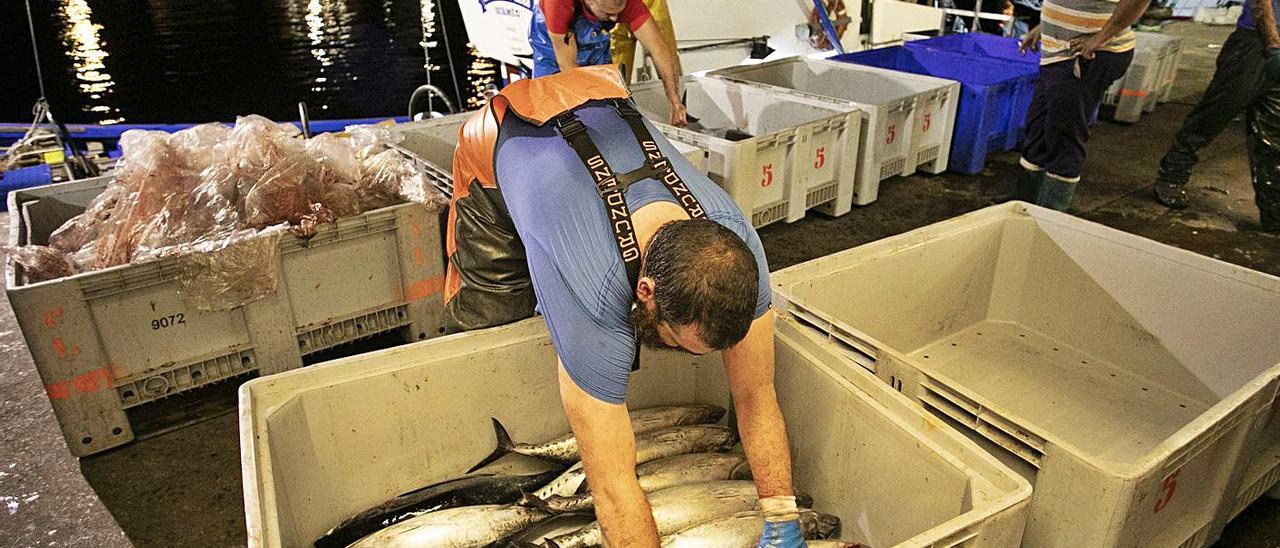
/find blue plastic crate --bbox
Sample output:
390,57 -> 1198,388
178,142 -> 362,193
833,47 -> 1038,174
905,33 -> 1040,66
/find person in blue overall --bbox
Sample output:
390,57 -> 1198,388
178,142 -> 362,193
528,0 -> 688,126
445,65 -> 807,548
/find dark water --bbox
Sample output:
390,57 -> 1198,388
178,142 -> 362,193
0,0 -> 492,125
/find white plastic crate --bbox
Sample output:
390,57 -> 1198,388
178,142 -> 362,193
391,112 -> 710,178
771,202 -> 1280,547
708,57 -> 959,203
8,178 -> 446,457
1103,33 -> 1181,123
630,76 -> 865,227
240,317 -> 1032,548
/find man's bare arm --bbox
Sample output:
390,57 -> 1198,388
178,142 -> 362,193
721,310 -> 795,499
557,361 -> 660,548
1081,0 -> 1152,58
1254,0 -> 1280,48
549,31 -> 581,71
632,20 -> 687,126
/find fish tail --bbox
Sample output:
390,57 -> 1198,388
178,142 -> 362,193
465,417 -> 516,474
517,491 -> 553,511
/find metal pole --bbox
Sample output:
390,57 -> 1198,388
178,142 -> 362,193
24,0 -> 48,99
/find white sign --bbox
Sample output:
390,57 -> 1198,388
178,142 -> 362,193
456,0 -> 536,67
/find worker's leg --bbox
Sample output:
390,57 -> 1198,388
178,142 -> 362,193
1246,88 -> 1280,232
1038,51 -> 1134,211
1015,66 -> 1053,202
1156,28 -> 1271,207
444,179 -> 537,334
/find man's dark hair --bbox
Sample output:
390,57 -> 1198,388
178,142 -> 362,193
642,219 -> 758,350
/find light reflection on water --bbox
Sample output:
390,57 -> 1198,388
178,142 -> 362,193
56,0 -> 122,124
17,0 -> 501,124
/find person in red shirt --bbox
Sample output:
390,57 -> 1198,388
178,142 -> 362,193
528,0 -> 687,126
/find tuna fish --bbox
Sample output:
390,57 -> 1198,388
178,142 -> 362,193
659,509 -> 843,547
348,504 -> 552,548
314,454 -> 563,548
534,453 -> 753,513
467,405 -> 726,473
531,426 -> 740,499
543,481 -> 762,548
498,513 -> 596,546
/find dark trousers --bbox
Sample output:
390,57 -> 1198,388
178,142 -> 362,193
1021,50 -> 1134,180
1158,27 -> 1280,228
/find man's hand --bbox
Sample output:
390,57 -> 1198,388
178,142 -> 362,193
557,361 -> 660,548
668,99 -> 688,127
758,495 -> 805,547
759,520 -> 806,548
1079,33 -> 1106,60
1020,26 -> 1042,55
633,20 -> 687,127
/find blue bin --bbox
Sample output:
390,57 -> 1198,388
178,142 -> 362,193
905,33 -> 1040,66
833,47 -> 1039,174
0,164 -> 53,211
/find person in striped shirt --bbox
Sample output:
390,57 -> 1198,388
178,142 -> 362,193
1013,0 -> 1150,210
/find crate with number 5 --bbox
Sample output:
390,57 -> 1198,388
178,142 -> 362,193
772,202 -> 1280,547
630,76 -> 865,228
709,57 -> 959,205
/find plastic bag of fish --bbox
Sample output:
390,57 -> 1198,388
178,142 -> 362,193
315,404 -> 867,548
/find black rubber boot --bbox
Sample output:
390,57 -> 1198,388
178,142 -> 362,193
1013,169 -> 1047,203
1038,176 -> 1078,212
1154,180 -> 1190,209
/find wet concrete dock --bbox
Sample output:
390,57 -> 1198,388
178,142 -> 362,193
1,20 -> 1277,548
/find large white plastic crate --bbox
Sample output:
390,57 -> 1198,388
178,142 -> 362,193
1103,33 -> 1182,123
240,317 -> 1031,548
7,175 -> 446,457
629,76 -> 865,228
708,57 -> 959,203
770,202 -> 1280,547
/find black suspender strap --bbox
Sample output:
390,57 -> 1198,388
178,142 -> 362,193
552,101 -> 708,371
553,111 -> 644,293
610,99 -> 707,220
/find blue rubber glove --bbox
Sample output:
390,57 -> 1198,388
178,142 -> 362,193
1267,48 -> 1280,83
758,519 -> 806,548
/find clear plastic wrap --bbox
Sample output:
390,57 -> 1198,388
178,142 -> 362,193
173,227 -> 285,312
1,245 -> 75,283
13,116 -> 449,308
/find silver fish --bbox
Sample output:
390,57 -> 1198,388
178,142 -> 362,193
538,453 -> 752,513
544,481 -> 761,548
532,425 -> 739,499
659,509 -> 842,547
348,504 -> 550,548
469,405 -> 726,472
499,513 -> 596,546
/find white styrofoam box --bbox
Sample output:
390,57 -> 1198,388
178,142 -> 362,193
240,316 -> 1031,547
630,76 -> 865,227
771,202 -> 1280,547
708,57 -> 959,204
7,177 -> 445,457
